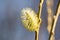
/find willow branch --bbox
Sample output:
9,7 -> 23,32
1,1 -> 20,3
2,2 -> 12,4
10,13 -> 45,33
52,1 -> 60,35
37,0 -> 44,18
35,0 -> 44,40
46,0 -> 54,33
35,30 -> 39,40
48,1 -> 60,40
46,0 -> 55,40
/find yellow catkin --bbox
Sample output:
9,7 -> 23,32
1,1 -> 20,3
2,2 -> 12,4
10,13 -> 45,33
20,8 -> 41,31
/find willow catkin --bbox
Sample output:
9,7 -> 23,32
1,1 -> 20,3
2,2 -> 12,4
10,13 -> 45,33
20,8 -> 41,32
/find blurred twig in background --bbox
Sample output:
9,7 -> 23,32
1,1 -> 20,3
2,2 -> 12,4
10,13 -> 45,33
46,0 -> 54,40
46,0 -> 54,33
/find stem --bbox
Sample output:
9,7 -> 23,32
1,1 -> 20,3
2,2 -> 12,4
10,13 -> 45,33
35,0 -> 44,40
52,4 -> 60,35
35,30 -> 39,40
46,0 -> 54,33
38,0 -> 44,18
48,0 -> 60,40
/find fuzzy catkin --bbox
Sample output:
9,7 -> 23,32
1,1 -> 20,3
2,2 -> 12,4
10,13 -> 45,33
20,8 -> 41,31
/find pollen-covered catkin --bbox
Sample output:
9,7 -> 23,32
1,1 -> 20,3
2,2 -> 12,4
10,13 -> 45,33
20,8 -> 41,31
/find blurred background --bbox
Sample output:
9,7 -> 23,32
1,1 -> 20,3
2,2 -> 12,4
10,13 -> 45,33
0,0 -> 60,40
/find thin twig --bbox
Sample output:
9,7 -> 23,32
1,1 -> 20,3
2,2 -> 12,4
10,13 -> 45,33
49,0 -> 60,40
46,0 -> 54,33
37,0 -> 44,18
35,0 -> 44,40
35,30 -> 39,40
52,1 -> 60,35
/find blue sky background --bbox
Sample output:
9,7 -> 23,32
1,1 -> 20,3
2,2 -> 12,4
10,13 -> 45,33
0,0 -> 60,40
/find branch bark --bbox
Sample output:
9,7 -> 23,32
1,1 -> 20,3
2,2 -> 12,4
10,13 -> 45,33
48,0 -> 60,40
35,0 -> 44,40
35,30 -> 39,40
37,0 -> 44,18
